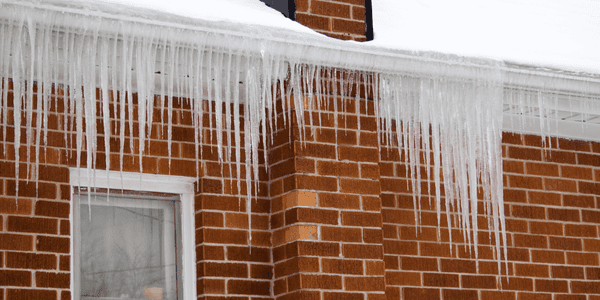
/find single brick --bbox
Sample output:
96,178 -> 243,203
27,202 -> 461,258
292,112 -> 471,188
36,236 -> 70,253
343,244 -> 383,259
401,257 -> 438,271
551,266 -> 584,279
35,272 -> 70,288
301,274 -> 343,289
7,216 -> 58,235
0,198 -> 32,215
35,200 -> 70,218
344,276 -> 386,291
322,226 -> 362,242
5,252 -> 56,270
403,288 -> 440,300
423,273 -> 459,287
227,279 -> 270,296
322,258 -> 363,275
6,289 -> 57,300
0,233 -> 33,251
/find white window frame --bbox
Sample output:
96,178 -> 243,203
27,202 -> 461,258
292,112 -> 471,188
70,168 -> 197,300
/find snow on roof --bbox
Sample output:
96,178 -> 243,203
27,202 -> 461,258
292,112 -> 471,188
92,0 -> 313,34
369,0 -> 600,75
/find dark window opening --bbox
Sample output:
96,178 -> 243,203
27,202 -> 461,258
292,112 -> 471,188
260,0 -> 296,20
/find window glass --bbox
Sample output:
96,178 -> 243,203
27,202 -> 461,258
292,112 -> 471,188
75,192 -> 183,300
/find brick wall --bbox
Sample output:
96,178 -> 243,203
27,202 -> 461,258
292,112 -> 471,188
0,83 -> 271,299
380,132 -> 600,300
295,0 -> 368,41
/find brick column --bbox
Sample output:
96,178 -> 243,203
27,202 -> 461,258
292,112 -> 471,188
193,100 -> 273,299
270,93 -> 386,300
295,0 -> 367,41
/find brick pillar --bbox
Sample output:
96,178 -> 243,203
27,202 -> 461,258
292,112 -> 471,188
295,0 -> 368,41
270,93 -> 386,300
194,101 -> 273,299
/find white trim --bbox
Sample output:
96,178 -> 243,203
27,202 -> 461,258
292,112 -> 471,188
69,168 -> 197,300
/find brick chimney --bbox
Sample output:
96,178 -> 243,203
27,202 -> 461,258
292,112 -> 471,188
295,0 -> 369,41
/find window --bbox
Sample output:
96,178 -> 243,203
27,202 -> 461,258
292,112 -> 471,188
70,169 -> 196,300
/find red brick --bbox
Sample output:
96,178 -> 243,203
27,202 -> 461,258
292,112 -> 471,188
561,165 -> 593,180
203,262 -> 247,278
551,266 -> 584,279
580,181 -> 600,195
500,277 -> 533,291
36,236 -> 70,253
385,271 -> 420,286
525,162 -> 558,176
420,242 -> 451,257
534,279 -> 568,293
296,13 -> 331,31
586,267 -> 600,279
0,234 -> 33,251
7,216 -> 57,234
384,240 -> 418,255
319,193 -> 360,209
340,178 -> 380,194
518,292 -> 552,300
577,153 -> 600,166
35,272 -> 69,288
512,205 -> 545,219
296,174 -> 338,191
301,274 -> 342,289
5,252 -> 56,270
531,250 -> 564,264
515,263 -> 549,277
549,237 -> 582,251
250,264 -> 272,279
0,198 -> 32,215
529,221 -> 562,236
443,289 -> 478,300
0,270 -> 31,287
226,279 -> 270,295
343,244 -> 383,259
528,191 -> 560,206
566,252 -> 599,265
338,146 -> 379,163
513,234 -> 547,248
565,224 -> 597,237
504,189 -> 527,203
401,257 -> 437,271
317,160 -> 359,177
508,147 -> 541,160
564,195 -> 595,208
509,175 -> 543,189
545,150 -> 576,164
322,258 -> 363,275
548,208 -> 580,222
227,246 -> 270,262
311,0 -> 351,18
6,289 -> 57,300
423,273 -> 458,287
345,276 -> 385,291
461,275 -> 497,289
35,200 -> 70,218
341,211 -> 382,227
59,255 -> 70,271
571,281 -> 600,293
202,228 -> 247,245
298,241 -> 340,257
440,259 -> 476,274
403,288 -> 440,300
544,178 -> 577,193
322,226 -> 362,242
480,291 -> 515,300
504,160 -> 524,174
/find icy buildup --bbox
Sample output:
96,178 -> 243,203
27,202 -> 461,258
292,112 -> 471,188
1,1 -> 599,273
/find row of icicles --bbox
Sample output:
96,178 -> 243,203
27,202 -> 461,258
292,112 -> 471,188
3,6 -> 598,276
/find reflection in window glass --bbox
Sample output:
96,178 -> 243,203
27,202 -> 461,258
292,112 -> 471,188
76,194 -> 182,300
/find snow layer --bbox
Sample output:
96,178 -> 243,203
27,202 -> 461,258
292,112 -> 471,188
370,0 -> 600,74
